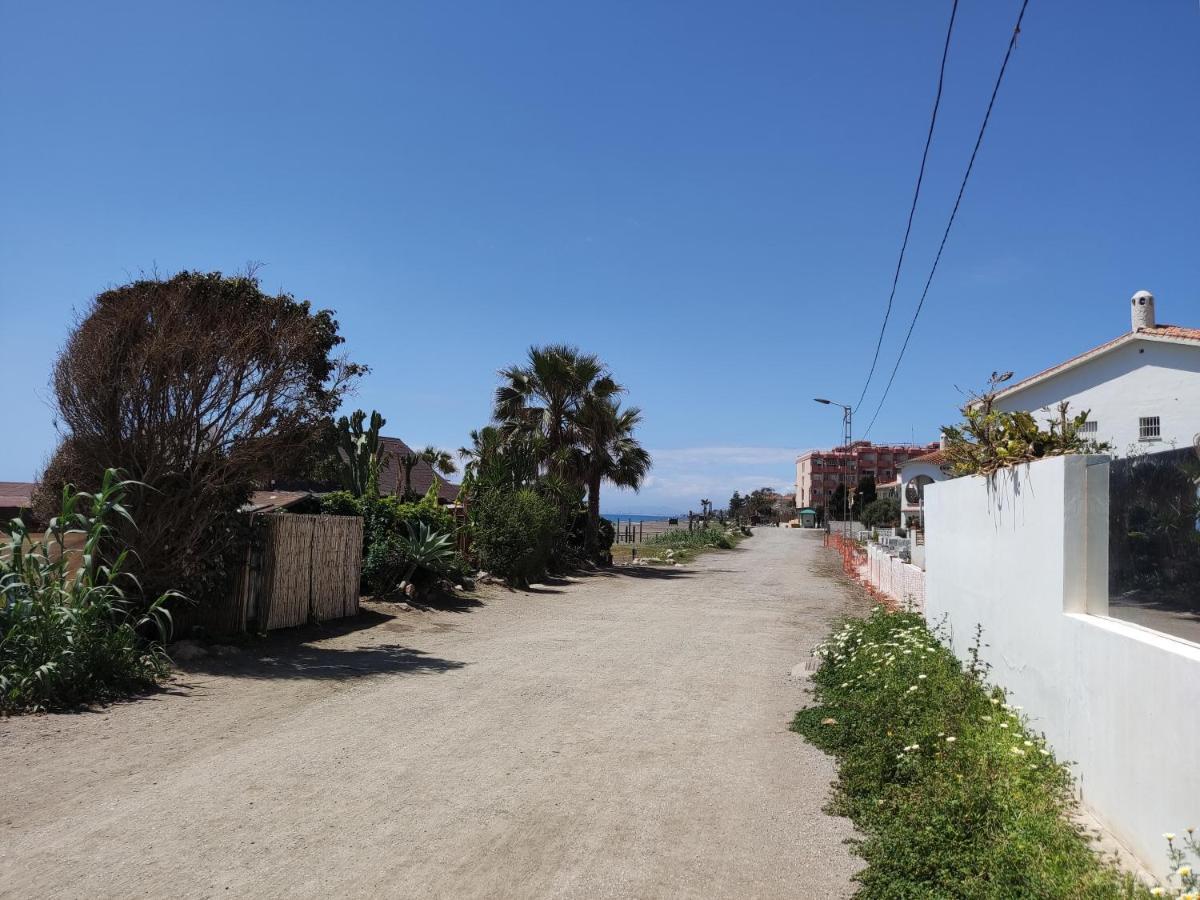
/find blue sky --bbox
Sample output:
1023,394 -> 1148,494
2,1 -> 1197,513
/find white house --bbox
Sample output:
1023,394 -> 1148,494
897,447 -> 953,529
990,290 -> 1200,454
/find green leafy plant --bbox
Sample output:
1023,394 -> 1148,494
364,522 -> 457,597
472,488 -> 563,586
322,490 -> 460,593
794,608 -> 1148,898
942,372 -> 1111,476
335,409 -> 389,497
1,470 -> 180,713
1157,830 -> 1199,897
860,497 -> 899,529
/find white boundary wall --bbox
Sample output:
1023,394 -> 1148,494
925,455 -> 1200,875
863,543 -> 925,613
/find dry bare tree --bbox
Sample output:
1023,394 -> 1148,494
39,271 -> 364,610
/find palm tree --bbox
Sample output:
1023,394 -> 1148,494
574,398 -> 651,559
398,445 -> 458,500
494,344 -> 622,480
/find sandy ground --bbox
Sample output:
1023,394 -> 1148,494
0,528 -> 868,900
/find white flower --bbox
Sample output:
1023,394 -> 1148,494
999,723 -> 1009,729
918,674 -> 927,680
1010,747 -> 1025,756
1164,833 -> 1177,841
1023,741 -> 1034,747
945,736 -> 956,743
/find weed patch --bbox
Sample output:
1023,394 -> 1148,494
793,607 -> 1149,899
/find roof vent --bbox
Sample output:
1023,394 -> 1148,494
1131,290 -> 1155,331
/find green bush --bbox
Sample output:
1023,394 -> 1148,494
322,489 -> 460,593
473,489 -> 563,586
793,608 -> 1147,899
0,471 -> 177,713
860,497 -> 899,529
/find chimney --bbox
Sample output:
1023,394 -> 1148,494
1131,290 -> 1155,331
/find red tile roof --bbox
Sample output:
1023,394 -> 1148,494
904,449 -> 948,467
0,481 -> 36,510
993,324 -> 1200,401
377,437 -> 460,503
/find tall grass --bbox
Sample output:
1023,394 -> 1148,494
643,526 -> 738,551
0,470 -> 178,713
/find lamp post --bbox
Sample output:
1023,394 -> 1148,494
814,398 -> 853,539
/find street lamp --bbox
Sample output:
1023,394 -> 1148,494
813,399 -> 853,538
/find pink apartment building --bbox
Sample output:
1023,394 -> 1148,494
795,440 -> 940,511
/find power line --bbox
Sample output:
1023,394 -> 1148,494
862,0 -> 1031,439
854,0 -> 960,413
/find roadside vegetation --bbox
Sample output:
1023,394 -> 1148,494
794,608 -> 1150,899
1,472 -> 177,713
617,525 -> 749,565
459,344 -> 651,586
942,371 -> 1110,476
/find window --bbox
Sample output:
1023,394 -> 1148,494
1139,416 -> 1161,441
1079,420 -> 1098,434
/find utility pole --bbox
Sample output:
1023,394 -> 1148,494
814,398 -> 853,541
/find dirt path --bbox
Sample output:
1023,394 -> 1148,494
0,528 -> 867,899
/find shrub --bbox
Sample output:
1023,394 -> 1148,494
322,489 -> 460,593
1,471 -> 177,713
794,608 -> 1147,898
942,372 -> 1110,476
473,489 -> 563,586
363,522 -> 457,596
860,497 -> 899,529
39,271 -> 362,611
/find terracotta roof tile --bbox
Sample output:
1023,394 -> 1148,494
377,437 -> 460,503
0,481 -> 36,509
904,449 -> 948,466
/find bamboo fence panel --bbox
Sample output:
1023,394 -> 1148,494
308,514 -> 362,621
259,513 -> 362,631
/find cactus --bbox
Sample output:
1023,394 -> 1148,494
335,409 -> 388,497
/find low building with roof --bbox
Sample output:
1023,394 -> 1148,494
0,481 -> 37,524
897,447 -> 953,530
377,436 -> 460,504
989,290 -> 1200,454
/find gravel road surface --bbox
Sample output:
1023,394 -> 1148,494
0,528 -> 867,899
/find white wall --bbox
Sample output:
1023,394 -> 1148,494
993,339 -> 1200,453
863,542 -> 925,612
925,455 -> 1200,875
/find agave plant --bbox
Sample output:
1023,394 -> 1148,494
0,469 -> 181,712
391,522 -> 456,594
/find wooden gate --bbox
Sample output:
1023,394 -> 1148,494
257,513 -> 363,631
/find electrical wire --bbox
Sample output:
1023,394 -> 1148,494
854,0 -> 960,413
862,0 -> 1031,439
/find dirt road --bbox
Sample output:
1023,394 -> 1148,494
0,528 -> 866,899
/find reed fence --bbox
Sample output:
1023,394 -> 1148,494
258,513 -> 362,630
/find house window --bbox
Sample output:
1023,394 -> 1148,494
1138,416 -> 1161,441
1079,421 -> 1098,434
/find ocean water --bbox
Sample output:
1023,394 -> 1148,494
603,513 -> 681,523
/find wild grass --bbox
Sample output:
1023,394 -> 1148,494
793,607 -> 1150,899
0,470 -> 177,713
621,525 -> 746,564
